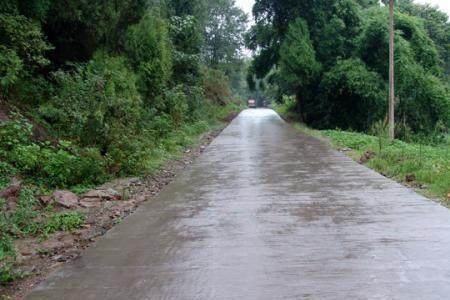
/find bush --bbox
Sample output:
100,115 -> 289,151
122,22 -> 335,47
202,67 -> 231,105
125,12 -> 172,103
0,14 -> 51,69
162,85 -> 189,126
396,59 -> 450,134
42,212 -> 85,237
0,14 -> 51,95
169,15 -> 202,85
0,115 -> 109,188
40,52 -> 143,150
316,58 -> 387,131
12,188 -> 40,235
107,138 -> 150,176
0,114 -> 33,150
0,45 -> 22,90
357,8 -> 450,135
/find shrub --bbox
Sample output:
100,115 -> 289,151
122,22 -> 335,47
202,67 -> 231,105
1,115 -> 109,188
0,14 -> 51,94
169,15 -> 202,85
42,212 -> 85,237
316,58 -> 387,131
106,138 -> 150,176
125,12 -> 172,103
396,59 -> 450,134
0,14 -> 51,68
75,148 -> 109,185
162,85 -> 189,126
9,188 -> 39,237
0,114 -> 33,150
40,52 -> 143,150
0,45 -> 22,90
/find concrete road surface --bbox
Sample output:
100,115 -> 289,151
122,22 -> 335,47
27,109 -> 450,299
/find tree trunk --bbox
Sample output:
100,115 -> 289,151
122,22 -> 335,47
296,90 -> 307,123
388,0 -> 395,140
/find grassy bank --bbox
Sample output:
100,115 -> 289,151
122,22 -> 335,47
322,130 -> 450,200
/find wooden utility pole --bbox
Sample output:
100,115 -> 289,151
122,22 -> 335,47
388,0 -> 395,140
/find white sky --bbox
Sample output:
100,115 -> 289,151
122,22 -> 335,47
235,0 -> 254,17
235,0 -> 450,19
415,0 -> 450,17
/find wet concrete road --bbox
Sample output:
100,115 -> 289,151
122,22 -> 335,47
27,109 -> 450,299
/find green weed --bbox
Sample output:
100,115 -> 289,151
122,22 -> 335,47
42,212 -> 85,237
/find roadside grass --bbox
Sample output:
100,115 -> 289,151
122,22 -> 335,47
293,125 -> 450,201
322,130 -> 450,199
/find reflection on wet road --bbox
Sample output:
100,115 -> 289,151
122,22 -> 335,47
27,109 -> 450,299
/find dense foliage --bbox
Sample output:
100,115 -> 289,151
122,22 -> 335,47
247,0 -> 450,138
0,0 -> 248,184
0,0 -> 248,281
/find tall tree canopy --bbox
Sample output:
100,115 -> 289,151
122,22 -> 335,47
0,0 -> 250,175
203,0 -> 247,67
248,0 -> 450,135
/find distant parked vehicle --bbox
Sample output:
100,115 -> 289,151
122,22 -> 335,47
248,99 -> 256,108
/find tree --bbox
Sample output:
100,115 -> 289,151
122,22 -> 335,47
203,0 -> 247,67
278,18 -> 320,121
167,0 -> 204,85
388,0 -> 395,139
317,59 -> 386,131
42,0 -> 148,65
0,14 -> 51,91
399,0 -> 450,75
247,0 -> 450,136
125,12 -> 172,105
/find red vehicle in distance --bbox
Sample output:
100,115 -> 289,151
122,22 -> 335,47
247,99 -> 256,108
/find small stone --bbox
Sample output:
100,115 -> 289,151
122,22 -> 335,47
39,195 -> 53,206
6,197 -> 17,211
83,189 -> 121,201
0,177 -> 22,199
53,190 -> 79,209
52,255 -> 67,262
16,265 -> 37,275
359,150 -> 376,164
405,174 -> 416,183
79,199 -> 102,208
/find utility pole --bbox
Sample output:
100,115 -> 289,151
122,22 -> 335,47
388,0 -> 395,140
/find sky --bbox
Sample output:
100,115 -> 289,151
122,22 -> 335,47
235,0 -> 450,18
416,0 -> 450,17
235,0 -> 254,17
